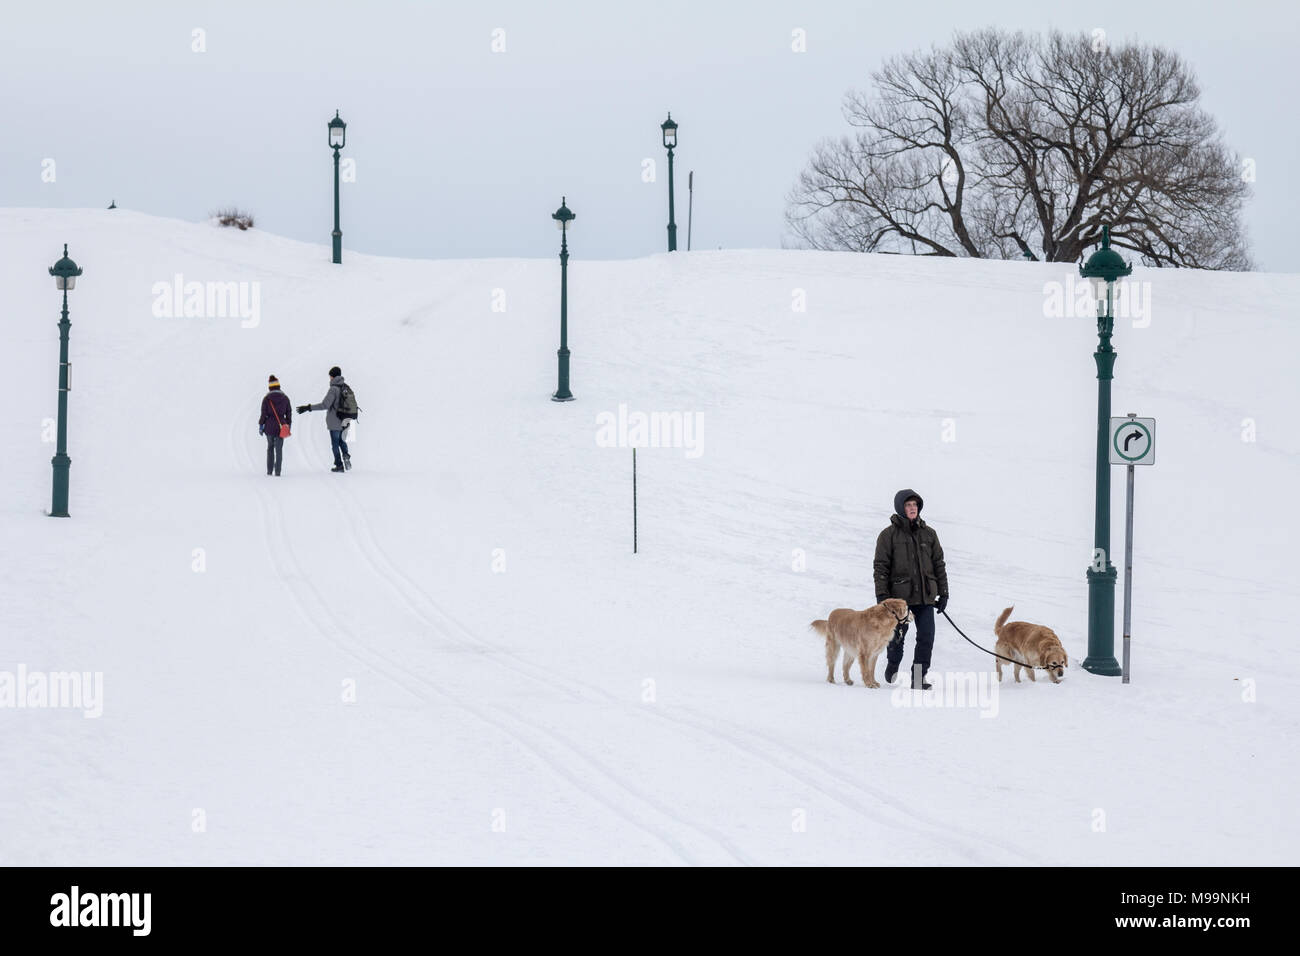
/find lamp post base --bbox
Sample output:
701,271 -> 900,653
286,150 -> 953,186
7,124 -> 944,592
50,452 -> 71,518
1082,564 -> 1121,675
1082,656 -> 1122,675
332,231 -> 342,265
553,346 -> 573,402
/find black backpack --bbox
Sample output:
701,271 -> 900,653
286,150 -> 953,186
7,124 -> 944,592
336,382 -> 360,420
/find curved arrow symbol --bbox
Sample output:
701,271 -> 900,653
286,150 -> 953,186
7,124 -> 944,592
1123,429 -> 1144,451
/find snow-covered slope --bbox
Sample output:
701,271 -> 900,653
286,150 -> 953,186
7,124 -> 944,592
2,208 -> 1296,865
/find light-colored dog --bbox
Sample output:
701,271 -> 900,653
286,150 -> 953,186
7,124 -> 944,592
993,606 -> 1068,683
811,598 -> 913,688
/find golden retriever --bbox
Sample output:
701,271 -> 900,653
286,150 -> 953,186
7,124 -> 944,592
994,606 -> 1068,683
811,598 -> 913,688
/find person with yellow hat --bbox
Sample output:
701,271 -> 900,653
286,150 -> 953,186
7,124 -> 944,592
258,375 -> 293,476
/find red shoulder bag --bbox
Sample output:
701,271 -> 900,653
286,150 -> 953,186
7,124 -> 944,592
270,397 -> 290,438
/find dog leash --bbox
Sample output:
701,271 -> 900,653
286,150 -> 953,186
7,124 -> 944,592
939,608 -> 1046,670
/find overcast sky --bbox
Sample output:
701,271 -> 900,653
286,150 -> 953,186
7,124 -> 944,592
3,0 -> 1295,270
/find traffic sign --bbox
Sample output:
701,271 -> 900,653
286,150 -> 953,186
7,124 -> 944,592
1110,416 -> 1155,466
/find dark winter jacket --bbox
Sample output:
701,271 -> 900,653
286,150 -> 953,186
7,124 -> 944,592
259,391 -> 292,434
873,488 -> 948,606
309,375 -> 347,430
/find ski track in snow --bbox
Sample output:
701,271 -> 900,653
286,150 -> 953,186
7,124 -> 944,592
280,415 -> 1038,865
233,411 -> 755,866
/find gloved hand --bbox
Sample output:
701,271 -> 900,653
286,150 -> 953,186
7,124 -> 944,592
258,423 -> 265,435
936,594 -> 949,614
296,405 -> 310,414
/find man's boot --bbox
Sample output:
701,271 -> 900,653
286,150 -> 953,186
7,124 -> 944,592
911,664 -> 932,691
883,635 -> 904,684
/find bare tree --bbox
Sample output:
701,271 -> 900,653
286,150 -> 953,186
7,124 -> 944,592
787,29 -> 1252,269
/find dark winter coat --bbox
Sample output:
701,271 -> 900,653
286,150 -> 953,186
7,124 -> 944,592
873,488 -> 948,607
259,390 -> 292,434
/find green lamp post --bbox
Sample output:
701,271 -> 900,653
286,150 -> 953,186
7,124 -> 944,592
551,197 -> 575,402
328,110 -> 347,264
48,244 -> 82,518
1080,225 -> 1131,675
661,113 -> 678,252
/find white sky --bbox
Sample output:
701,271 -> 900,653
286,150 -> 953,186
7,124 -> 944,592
2,0 -> 1294,269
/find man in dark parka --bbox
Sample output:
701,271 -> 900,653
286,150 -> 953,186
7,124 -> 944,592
873,488 -> 949,689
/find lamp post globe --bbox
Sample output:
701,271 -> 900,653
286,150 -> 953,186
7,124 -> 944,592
551,197 -> 576,402
48,244 -> 83,518
660,113 -> 677,149
328,110 -> 347,263
1079,225 -> 1132,675
661,112 -> 678,252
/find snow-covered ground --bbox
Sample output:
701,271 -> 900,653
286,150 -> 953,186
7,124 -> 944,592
2,208 -> 1296,865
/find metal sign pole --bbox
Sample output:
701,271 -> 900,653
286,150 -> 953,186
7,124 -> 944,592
1122,462 -> 1134,683
1110,411 -> 1152,685
633,447 -> 638,554
687,171 -> 694,252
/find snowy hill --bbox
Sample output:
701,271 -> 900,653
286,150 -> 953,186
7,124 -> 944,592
2,208 -> 1297,865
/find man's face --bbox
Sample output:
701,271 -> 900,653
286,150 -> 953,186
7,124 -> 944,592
904,500 -> 919,520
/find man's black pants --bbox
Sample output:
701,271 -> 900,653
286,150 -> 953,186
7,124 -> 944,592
886,603 -> 935,680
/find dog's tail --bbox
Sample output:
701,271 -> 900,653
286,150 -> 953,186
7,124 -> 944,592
994,606 -> 1014,636
810,619 -> 830,638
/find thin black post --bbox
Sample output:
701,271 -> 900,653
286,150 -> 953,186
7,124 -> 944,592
633,447 -> 638,554
687,170 -> 693,251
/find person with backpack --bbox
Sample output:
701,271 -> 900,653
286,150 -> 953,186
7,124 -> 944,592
297,366 -> 357,473
258,374 -> 292,477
